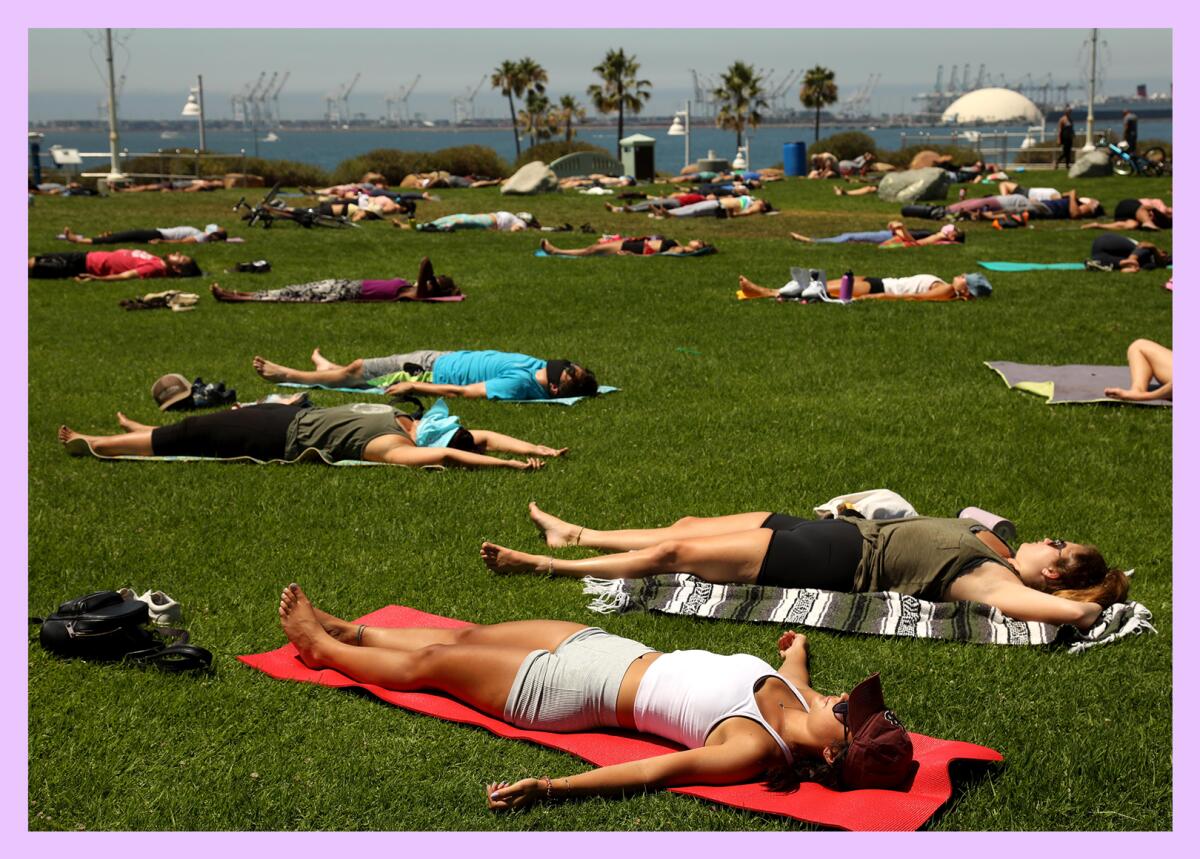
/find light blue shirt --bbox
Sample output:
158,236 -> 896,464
432,350 -> 548,401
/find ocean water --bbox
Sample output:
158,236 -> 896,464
33,119 -> 1171,175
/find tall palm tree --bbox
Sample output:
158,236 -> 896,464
555,94 -> 586,142
516,56 -> 548,100
800,66 -> 839,142
586,48 -> 652,155
711,61 -> 767,149
491,60 -> 526,157
518,90 -> 557,148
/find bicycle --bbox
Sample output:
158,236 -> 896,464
233,182 -> 357,229
1105,139 -> 1170,177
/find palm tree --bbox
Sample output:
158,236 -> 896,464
711,61 -> 767,149
518,91 -> 557,148
555,94 -> 586,142
491,57 -> 547,158
800,66 -> 839,142
586,48 -> 652,154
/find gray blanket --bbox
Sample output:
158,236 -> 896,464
985,361 -> 1172,406
583,574 -> 1156,653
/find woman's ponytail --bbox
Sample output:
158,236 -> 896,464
1049,546 -> 1129,607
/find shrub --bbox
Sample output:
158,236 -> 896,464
513,140 -> 607,170
812,131 -> 877,161
121,153 -> 330,187
330,146 -> 510,184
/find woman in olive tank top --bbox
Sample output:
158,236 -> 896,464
481,503 -> 1129,630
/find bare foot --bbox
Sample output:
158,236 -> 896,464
278,583 -> 336,668
58,425 -> 83,446
603,202 -> 621,213
539,238 -> 551,253
311,348 -> 334,371
528,502 -> 584,548
116,411 -> 155,432
307,603 -> 361,644
63,227 -> 84,243
479,542 -> 550,575
1104,387 -> 1132,400
833,186 -> 845,196
391,218 -> 412,229
210,283 -> 247,302
790,232 -> 812,243
253,356 -> 290,381
737,276 -> 776,299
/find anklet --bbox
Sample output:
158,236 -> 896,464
355,624 -> 366,645
575,526 -> 585,546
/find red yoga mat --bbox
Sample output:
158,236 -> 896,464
239,605 -> 1003,831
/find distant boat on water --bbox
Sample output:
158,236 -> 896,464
160,130 -> 179,139
260,132 -> 279,142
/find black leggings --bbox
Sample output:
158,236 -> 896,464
29,252 -> 88,278
90,229 -> 164,244
756,514 -> 864,590
150,404 -> 304,460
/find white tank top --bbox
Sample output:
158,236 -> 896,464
632,650 -> 807,762
881,273 -> 942,295
493,211 -> 523,231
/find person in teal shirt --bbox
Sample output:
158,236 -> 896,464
253,347 -> 598,401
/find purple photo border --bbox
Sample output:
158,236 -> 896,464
8,4 -> 1189,851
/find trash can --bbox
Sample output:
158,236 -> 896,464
783,141 -> 808,176
619,133 -> 656,181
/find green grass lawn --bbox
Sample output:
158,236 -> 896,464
27,170 -> 1171,831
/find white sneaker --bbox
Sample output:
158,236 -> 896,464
801,281 -> 829,300
777,279 -> 806,298
137,589 -> 182,626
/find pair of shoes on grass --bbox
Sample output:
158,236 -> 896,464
117,588 -> 182,626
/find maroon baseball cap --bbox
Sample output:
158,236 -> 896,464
840,673 -> 915,790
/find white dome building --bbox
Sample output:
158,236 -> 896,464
941,88 -> 1043,125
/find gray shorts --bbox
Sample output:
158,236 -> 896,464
360,350 -> 449,381
503,627 -> 656,732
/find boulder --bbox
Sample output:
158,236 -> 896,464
1069,149 -> 1113,178
876,167 -> 952,202
501,161 -> 559,195
223,173 -> 265,188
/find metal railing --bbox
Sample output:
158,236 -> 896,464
33,147 -> 249,182
898,128 -> 1052,168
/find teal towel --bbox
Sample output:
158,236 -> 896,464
977,261 -> 1086,271
277,380 -> 620,406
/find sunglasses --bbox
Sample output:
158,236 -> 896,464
833,700 -> 850,745
1048,539 -> 1067,553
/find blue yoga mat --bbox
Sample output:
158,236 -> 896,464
277,381 -> 620,406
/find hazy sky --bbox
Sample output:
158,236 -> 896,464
28,28 -> 1173,121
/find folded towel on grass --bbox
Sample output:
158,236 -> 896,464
62,436 -> 441,468
535,248 -> 715,258
985,361 -> 1171,406
276,380 -> 620,405
583,575 -> 1155,654
977,261 -> 1086,271
239,604 -> 1003,831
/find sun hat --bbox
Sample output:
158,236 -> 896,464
414,398 -> 465,448
151,373 -> 193,411
204,223 -> 220,234
965,272 -> 993,297
839,673 -> 915,790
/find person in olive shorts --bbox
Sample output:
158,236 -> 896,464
58,401 -> 565,471
480,503 -> 1130,630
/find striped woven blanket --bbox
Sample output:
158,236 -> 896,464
583,574 -> 1155,653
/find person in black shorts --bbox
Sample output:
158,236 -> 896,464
1054,108 -> 1075,169
1088,234 -> 1171,272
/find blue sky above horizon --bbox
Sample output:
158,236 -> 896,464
28,28 -> 1172,122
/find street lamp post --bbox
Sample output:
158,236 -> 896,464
181,75 -> 206,152
667,100 -> 691,171
103,28 -> 123,183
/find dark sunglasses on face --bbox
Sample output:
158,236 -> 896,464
833,700 -> 850,744
1048,539 -> 1066,552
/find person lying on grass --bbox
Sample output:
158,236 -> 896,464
1105,338 -> 1172,402
789,222 -> 964,248
253,347 -> 598,402
62,224 -> 228,245
394,211 -> 538,232
539,236 -> 713,257
991,183 -> 1103,220
480,503 -> 1128,630
1087,235 -> 1172,273
736,271 -> 992,302
1080,198 -> 1172,231
58,400 -> 563,470
558,173 -> 638,189
604,191 -> 716,213
111,178 -> 225,192
650,195 -> 774,219
276,581 -> 915,808
29,249 -> 200,281
303,183 -> 436,204
250,197 -> 409,225
211,256 -> 459,303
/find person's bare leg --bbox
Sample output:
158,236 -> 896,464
737,276 -> 779,299
253,355 -> 365,385
843,185 -> 877,197
58,425 -> 154,456
1106,339 -> 1173,400
116,411 -> 157,432
790,233 -> 813,242
310,348 -> 339,371
278,584 -> 535,714
481,528 -> 772,583
210,283 -> 254,302
63,227 -> 92,244
528,501 -> 772,551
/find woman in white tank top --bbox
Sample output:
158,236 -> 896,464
276,583 -> 913,812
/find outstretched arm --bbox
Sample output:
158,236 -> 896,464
1081,220 -> 1140,230
858,282 -> 958,302
384,381 -> 488,399
775,630 -> 813,691
376,446 -> 544,471
486,740 -> 767,811
950,569 -> 1102,629
74,270 -> 143,282
469,429 -> 568,458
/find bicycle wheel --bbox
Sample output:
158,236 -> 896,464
313,215 -> 357,229
1112,155 -> 1135,176
1143,147 -> 1168,176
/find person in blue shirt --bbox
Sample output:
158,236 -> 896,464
253,347 -> 598,401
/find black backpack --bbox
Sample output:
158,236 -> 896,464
32,591 -> 212,672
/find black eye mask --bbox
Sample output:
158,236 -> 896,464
545,359 -> 572,394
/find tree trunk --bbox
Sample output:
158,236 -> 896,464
508,94 -> 521,157
616,83 -> 624,156
815,105 -> 822,142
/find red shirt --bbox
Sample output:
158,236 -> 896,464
86,249 -> 167,278
674,193 -> 706,206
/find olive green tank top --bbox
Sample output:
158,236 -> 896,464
284,403 -> 407,462
849,517 -> 1017,600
